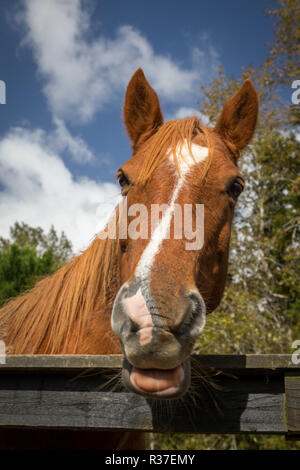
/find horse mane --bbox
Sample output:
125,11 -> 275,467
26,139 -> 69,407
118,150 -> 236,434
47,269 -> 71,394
0,234 -> 120,354
0,117 -> 215,355
136,117 -> 214,185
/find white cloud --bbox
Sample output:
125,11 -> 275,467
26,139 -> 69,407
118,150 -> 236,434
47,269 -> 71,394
51,117 -> 95,163
169,107 -> 209,125
9,118 -> 95,164
19,0 -> 220,122
0,126 -> 120,253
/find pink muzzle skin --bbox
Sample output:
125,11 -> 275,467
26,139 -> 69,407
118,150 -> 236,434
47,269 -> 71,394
122,288 -> 154,346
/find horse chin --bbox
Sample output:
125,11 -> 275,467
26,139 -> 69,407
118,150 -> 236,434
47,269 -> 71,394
122,357 -> 191,400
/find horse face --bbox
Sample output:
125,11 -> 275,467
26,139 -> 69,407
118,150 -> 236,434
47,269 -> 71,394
111,69 -> 258,399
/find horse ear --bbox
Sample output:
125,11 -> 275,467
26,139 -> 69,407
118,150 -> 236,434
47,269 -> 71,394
214,79 -> 258,153
124,68 -> 164,151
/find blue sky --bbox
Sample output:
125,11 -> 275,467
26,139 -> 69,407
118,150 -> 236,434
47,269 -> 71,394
0,0 -> 274,252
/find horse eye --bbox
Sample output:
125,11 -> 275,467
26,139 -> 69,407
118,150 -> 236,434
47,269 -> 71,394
227,179 -> 244,200
117,171 -> 130,189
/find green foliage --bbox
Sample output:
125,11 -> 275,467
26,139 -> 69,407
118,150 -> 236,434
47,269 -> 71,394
0,222 -> 72,264
0,222 -> 72,306
266,0 -> 300,87
266,0 -> 300,126
254,131 -> 300,334
147,433 -> 300,450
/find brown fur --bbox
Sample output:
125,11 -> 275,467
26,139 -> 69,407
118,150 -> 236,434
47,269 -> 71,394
136,118 -> 214,184
124,68 -> 163,152
0,236 -> 121,354
214,79 -> 258,151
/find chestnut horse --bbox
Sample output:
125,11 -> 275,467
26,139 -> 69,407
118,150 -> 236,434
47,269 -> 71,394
0,68 -> 258,449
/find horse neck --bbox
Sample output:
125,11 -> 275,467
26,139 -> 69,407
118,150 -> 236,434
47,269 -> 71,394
0,236 -> 122,355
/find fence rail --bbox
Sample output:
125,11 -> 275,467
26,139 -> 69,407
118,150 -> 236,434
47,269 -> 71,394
0,354 -> 299,439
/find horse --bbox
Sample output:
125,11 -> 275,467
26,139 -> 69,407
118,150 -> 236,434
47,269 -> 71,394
0,68 -> 258,449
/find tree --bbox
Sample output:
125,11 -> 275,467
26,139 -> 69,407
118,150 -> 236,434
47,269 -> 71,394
196,0 -> 300,345
0,222 -> 73,306
265,0 -> 300,125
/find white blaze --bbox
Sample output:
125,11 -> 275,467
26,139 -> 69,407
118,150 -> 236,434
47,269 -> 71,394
135,140 -> 208,281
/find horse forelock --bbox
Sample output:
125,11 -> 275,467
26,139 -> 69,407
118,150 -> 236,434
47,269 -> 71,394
135,117 -> 214,186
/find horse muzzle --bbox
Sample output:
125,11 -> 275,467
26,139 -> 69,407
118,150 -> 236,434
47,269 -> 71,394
111,280 -> 206,399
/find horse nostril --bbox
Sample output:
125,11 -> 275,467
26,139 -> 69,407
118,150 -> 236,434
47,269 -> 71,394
174,291 -> 206,338
129,320 -> 139,333
168,299 -> 190,334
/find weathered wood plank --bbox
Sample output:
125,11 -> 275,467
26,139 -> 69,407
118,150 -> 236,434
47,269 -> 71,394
0,354 -> 297,371
0,354 -> 298,435
285,375 -> 300,432
0,371 -> 287,434
0,390 -> 153,431
0,354 -> 124,370
0,390 -> 286,433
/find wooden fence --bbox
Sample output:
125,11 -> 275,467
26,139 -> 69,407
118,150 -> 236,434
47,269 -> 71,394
0,354 -> 299,440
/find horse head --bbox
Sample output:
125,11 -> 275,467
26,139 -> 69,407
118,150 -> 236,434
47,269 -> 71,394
110,68 -> 258,399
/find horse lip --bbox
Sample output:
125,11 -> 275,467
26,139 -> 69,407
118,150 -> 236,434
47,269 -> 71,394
122,356 -> 191,399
